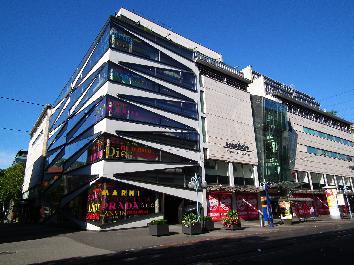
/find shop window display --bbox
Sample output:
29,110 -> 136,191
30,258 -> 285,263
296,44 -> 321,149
86,180 -> 157,225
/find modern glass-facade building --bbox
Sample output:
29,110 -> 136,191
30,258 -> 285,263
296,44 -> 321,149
23,8 -> 354,229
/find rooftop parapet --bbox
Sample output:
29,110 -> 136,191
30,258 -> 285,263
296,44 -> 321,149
252,70 -> 321,108
194,51 -> 249,83
117,8 -> 223,61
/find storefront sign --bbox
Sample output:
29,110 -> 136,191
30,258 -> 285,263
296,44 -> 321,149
207,192 -> 232,221
291,194 -> 330,217
236,193 -> 259,219
324,187 -> 341,219
86,181 -> 155,223
224,142 -> 250,152
105,137 -> 159,161
207,192 -> 259,221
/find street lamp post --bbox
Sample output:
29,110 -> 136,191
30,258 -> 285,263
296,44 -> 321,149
188,175 -> 207,221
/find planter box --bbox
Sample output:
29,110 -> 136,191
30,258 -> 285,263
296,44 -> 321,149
282,219 -> 293,225
149,224 -> 169,236
182,222 -> 202,235
225,223 -> 242,230
203,220 -> 214,231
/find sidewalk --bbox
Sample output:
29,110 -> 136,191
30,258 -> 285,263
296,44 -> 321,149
1,218 -> 354,265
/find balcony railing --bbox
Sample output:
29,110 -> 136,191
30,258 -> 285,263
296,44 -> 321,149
193,51 -> 244,78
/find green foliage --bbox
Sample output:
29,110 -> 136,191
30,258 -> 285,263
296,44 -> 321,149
149,219 -> 167,225
181,212 -> 199,227
0,162 -> 25,204
201,215 -> 212,221
222,209 -> 240,228
326,110 -> 338,116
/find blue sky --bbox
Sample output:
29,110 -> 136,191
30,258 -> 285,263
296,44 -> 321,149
0,0 -> 353,168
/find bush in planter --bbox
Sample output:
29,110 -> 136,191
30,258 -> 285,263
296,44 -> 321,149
182,213 -> 202,235
148,219 -> 169,236
222,210 -> 241,230
149,219 -> 168,225
201,215 -> 214,231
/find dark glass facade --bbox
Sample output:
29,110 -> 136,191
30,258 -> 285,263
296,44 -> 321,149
252,96 -> 294,183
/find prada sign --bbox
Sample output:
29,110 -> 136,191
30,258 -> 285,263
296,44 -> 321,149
224,142 -> 251,152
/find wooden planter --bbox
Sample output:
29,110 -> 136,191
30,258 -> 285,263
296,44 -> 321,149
182,222 -> 202,235
149,224 -> 169,236
203,220 -> 214,231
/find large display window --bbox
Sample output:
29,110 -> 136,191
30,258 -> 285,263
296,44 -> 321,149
86,180 -> 157,224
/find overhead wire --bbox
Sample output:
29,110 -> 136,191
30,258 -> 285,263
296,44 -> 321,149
0,96 -> 45,107
1,127 -> 29,133
318,88 -> 354,102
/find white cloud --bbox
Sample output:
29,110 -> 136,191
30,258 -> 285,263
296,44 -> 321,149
0,150 -> 16,169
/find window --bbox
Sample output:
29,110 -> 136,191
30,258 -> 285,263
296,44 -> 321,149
200,91 -> 205,114
66,98 -> 106,142
110,25 -> 191,71
71,64 -> 108,115
120,62 -> 196,91
120,95 -> 198,119
80,26 -> 110,82
108,62 -> 193,101
303,127 -> 354,147
106,96 -> 194,130
201,117 -> 207,143
116,131 -> 199,151
306,146 -> 353,161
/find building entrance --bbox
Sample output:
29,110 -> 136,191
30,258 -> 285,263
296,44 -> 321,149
163,195 -> 184,224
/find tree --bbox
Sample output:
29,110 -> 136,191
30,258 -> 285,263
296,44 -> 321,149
326,110 -> 338,116
0,163 -> 25,223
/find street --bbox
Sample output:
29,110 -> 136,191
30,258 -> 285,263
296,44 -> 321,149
1,219 -> 354,264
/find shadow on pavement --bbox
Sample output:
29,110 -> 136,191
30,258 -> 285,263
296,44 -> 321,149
0,224 -> 79,244
30,227 -> 354,265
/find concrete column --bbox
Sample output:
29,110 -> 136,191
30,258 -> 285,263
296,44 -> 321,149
308,172 -> 313,190
350,177 -> 354,191
294,171 -> 299,183
201,158 -> 208,215
323,174 -> 328,186
241,164 -> 245,186
232,192 -> 237,210
342,176 -> 346,190
202,188 -> 208,216
229,162 -> 234,187
334,175 -> 339,190
253,165 -> 260,187
155,194 -> 159,214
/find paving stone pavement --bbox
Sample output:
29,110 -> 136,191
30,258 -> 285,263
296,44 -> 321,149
1,217 -> 354,265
